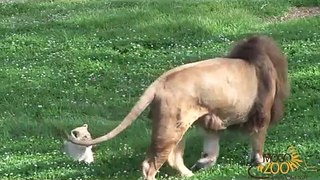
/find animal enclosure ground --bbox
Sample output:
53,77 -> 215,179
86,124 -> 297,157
0,0 -> 319,179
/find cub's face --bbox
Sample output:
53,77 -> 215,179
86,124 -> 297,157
70,124 -> 92,141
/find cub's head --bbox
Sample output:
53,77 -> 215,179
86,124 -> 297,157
62,124 -> 94,164
69,124 -> 92,141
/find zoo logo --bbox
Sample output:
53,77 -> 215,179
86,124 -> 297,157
248,145 -> 303,179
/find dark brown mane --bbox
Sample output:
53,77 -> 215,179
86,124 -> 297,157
226,35 -> 290,130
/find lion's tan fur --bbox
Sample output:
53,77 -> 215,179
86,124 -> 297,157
67,35 -> 289,180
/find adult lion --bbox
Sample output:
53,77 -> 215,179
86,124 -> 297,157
68,35 -> 289,180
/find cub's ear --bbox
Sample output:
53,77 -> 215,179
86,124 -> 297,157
83,124 -> 88,128
72,130 -> 79,138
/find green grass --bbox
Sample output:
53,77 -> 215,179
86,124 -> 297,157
0,0 -> 319,179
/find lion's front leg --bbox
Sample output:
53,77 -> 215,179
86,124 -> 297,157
247,106 -> 271,165
249,125 -> 268,165
247,93 -> 274,165
191,129 -> 220,171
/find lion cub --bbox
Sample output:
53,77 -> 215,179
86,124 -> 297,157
62,124 -> 94,164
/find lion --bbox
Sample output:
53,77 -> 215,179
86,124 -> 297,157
62,124 -> 94,164
67,35 -> 289,180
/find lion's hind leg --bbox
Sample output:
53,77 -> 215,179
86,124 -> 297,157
142,118 -> 190,180
167,136 -> 194,177
142,107 -> 202,180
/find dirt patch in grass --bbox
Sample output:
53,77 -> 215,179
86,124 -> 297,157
266,6 -> 320,24
278,6 -> 320,21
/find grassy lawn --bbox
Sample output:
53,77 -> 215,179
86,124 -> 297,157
0,0 -> 319,179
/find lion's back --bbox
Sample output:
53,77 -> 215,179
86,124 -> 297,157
157,58 -> 258,123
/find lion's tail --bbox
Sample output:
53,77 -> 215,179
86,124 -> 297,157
68,56 -> 213,146
68,81 -> 157,146
226,35 -> 290,124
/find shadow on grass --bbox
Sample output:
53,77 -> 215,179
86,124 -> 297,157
0,147 -> 143,179
0,123 -> 149,179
